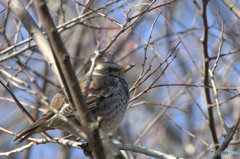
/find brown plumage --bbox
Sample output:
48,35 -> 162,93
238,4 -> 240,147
14,62 -> 134,144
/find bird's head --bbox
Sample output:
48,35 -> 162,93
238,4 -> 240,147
93,62 -> 134,77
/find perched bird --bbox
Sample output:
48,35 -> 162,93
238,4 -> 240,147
14,62 -> 134,144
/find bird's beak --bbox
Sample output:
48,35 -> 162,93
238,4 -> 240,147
121,64 -> 135,72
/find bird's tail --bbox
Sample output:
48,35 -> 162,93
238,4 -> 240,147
14,123 -> 46,145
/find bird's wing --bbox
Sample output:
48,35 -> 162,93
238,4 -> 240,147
45,77 -> 115,126
86,86 -> 114,111
44,93 -> 66,115
80,76 -> 115,110
45,93 -> 75,126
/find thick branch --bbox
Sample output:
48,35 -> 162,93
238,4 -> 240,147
32,1 -> 107,158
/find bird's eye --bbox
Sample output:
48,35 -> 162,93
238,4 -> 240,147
107,68 -> 112,72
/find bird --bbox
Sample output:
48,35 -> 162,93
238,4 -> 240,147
14,62 -> 134,144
